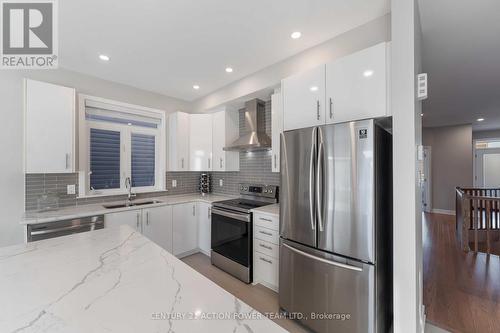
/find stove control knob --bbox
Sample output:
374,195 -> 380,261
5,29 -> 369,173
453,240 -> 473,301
269,190 -> 273,194
264,190 -> 268,193
244,187 -> 248,191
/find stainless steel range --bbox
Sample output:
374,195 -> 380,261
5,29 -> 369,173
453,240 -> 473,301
211,184 -> 278,283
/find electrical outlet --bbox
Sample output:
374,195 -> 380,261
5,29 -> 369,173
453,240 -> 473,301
67,184 -> 76,195
219,179 -> 223,187
172,179 -> 177,188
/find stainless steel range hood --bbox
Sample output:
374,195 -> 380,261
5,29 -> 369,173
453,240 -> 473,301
223,99 -> 271,152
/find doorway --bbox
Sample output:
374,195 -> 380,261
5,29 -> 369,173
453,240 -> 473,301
474,139 -> 500,187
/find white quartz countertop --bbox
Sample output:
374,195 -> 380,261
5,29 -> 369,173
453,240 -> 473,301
22,193 -> 235,225
0,226 -> 287,333
251,203 -> 280,216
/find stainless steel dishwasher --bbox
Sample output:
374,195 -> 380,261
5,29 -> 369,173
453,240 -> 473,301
27,215 -> 105,242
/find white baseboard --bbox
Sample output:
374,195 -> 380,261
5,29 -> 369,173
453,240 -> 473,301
431,208 -> 455,216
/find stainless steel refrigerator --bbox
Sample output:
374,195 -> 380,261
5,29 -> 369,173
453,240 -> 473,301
279,119 -> 392,333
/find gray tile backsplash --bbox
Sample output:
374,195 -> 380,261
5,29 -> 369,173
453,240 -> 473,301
24,99 -> 279,211
211,99 -> 280,195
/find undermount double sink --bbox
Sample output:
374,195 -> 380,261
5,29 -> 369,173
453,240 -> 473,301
103,200 -> 162,209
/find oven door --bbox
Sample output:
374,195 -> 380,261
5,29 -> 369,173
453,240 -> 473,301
211,207 -> 251,267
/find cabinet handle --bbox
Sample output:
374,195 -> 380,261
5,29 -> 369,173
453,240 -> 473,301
65,153 -> 70,170
208,158 -> 211,169
259,257 -> 273,264
273,154 -> 277,169
220,158 -> 223,169
136,212 -> 140,230
208,207 -> 211,219
146,211 -> 149,225
316,100 -> 320,120
329,97 -> 333,119
181,158 -> 184,169
192,205 -> 196,216
259,230 -> 273,236
259,244 -> 273,250
260,217 -> 273,222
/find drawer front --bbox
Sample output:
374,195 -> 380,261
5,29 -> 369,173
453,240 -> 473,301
254,238 -> 279,258
254,213 -> 279,231
254,225 -> 279,245
255,252 -> 279,288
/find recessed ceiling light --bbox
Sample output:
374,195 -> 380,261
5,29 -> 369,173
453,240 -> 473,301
310,86 -> 318,92
477,118 -> 485,122
225,67 -> 233,73
193,85 -> 200,90
127,122 -> 132,126
99,54 -> 110,61
363,70 -> 374,77
291,31 -> 302,39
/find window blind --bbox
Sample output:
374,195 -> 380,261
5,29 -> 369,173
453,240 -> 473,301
90,128 -> 121,190
131,133 -> 155,187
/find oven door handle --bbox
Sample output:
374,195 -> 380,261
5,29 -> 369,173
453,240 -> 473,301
211,208 -> 251,223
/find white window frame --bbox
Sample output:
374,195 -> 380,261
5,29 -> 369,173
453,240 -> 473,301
78,94 -> 166,197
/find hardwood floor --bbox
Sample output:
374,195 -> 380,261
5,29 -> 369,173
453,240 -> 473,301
182,253 -> 310,333
424,212 -> 500,332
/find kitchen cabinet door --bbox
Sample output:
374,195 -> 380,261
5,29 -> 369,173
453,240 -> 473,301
25,79 -> 75,173
197,202 -> 211,256
325,42 -> 389,124
105,209 -> 142,232
189,114 -> 213,171
172,203 -> 198,256
212,109 -> 239,172
167,112 -> 190,171
143,205 -> 173,253
271,92 -> 283,172
282,65 -> 326,131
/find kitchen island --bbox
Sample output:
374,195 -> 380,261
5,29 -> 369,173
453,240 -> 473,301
0,226 -> 287,333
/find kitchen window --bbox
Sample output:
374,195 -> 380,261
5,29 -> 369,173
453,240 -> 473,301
78,95 -> 166,197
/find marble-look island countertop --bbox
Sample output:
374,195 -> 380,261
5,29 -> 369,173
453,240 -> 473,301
251,203 -> 280,216
22,193 -> 235,225
0,226 -> 287,333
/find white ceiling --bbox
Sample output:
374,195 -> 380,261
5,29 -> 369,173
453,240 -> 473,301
419,0 -> 500,131
59,0 -> 389,101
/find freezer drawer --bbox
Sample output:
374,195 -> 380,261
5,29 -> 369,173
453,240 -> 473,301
279,240 -> 375,333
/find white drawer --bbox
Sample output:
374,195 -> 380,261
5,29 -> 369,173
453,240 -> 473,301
254,238 -> 279,258
254,213 -> 279,231
254,225 -> 279,245
254,252 -> 279,289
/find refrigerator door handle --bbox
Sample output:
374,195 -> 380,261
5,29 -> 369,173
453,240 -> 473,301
282,243 -> 363,272
308,127 -> 317,231
316,128 -> 325,232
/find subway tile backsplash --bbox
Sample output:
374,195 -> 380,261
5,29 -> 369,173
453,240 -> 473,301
24,99 -> 279,211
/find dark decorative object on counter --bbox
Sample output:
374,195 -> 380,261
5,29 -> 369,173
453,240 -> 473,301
199,173 -> 211,195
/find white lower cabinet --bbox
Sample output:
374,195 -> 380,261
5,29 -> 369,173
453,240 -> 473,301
105,206 -> 173,254
105,210 -> 142,231
253,212 -> 280,291
172,202 -> 198,257
197,202 -> 212,256
143,206 -> 173,254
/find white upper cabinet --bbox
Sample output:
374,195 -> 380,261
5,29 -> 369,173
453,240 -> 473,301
212,109 -> 239,172
25,79 -> 75,173
282,65 -> 326,131
189,114 -> 213,171
325,42 -> 390,124
167,111 -> 190,171
271,91 -> 283,173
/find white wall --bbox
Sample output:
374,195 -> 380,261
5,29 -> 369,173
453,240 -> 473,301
392,0 -> 424,332
191,14 -> 391,112
0,68 -> 189,247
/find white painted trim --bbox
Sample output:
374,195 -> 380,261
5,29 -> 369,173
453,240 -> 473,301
431,209 -> 455,216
